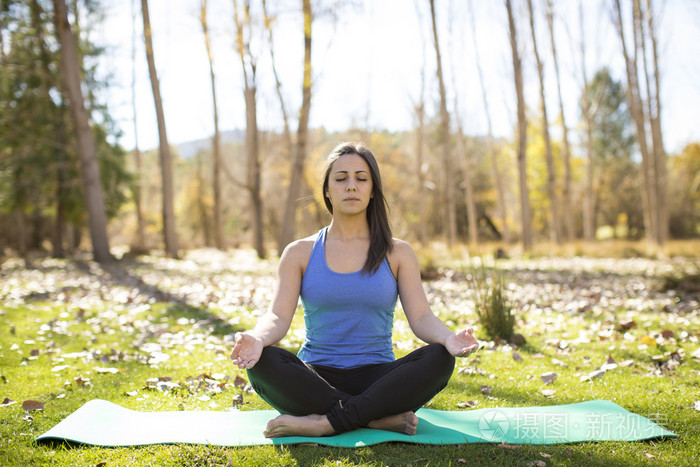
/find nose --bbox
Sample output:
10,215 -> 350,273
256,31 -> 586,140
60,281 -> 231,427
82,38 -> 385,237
346,179 -> 357,191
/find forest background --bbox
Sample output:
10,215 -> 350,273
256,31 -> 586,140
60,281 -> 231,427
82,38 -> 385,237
1,0 -> 699,263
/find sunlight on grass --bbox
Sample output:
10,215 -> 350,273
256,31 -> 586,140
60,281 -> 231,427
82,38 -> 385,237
1,243 -> 698,466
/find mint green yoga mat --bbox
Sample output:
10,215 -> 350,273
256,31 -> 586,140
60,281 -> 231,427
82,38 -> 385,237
36,399 -> 675,447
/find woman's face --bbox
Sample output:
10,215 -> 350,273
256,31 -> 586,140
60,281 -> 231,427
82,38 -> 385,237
325,153 -> 374,216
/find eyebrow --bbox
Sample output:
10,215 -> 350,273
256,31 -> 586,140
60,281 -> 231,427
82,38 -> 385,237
334,170 -> 369,175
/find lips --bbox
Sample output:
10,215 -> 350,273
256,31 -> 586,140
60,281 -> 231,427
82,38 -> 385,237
344,197 -> 360,201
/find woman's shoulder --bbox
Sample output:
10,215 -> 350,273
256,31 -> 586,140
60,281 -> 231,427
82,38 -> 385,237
279,232 -> 319,270
388,237 -> 418,264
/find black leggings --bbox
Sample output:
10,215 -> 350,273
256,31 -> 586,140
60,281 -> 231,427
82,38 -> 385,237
246,343 -> 455,433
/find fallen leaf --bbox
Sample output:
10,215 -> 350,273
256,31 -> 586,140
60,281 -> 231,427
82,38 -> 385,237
540,372 -> 557,385
1,398 -> 16,407
94,367 -> 119,374
1,375 -> 7,383
197,395 -> 211,402
126,390 -> 138,397
233,375 -> 247,388
457,401 -> 478,409
692,401 -> 700,411
580,369 -> 606,382
457,460 -> 467,464
51,365 -> 70,372
541,389 -> 556,397
540,452 -> 552,458
22,400 -> 44,412
510,334 -> 527,346
645,453 -> 655,459
617,320 -> 636,332
30,349 -> 40,357
660,330 -> 674,339
232,394 -> 244,405
641,335 -> 657,346
481,385 -> 492,395
551,358 -> 568,368
512,352 -> 523,362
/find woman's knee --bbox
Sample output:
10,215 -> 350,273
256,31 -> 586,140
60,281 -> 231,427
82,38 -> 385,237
424,343 -> 456,379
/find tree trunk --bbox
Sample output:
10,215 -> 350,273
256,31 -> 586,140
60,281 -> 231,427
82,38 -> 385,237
579,0 -> 595,241
545,0 -> 573,242
131,0 -> 145,251
142,0 -> 178,258
506,0 -> 532,251
457,129 -> 478,247
52,0 -> 112,263
233,0 -> 265,258
278,0 -> 313,254
262,0 -> 292,148
429,0 -> 456,247
640,0 -> 667,244
613,0 -> 656,243
527,0 -> 561,244
414,100 -> 429,245
196,153 -> 212,247
201,0 -> 224,250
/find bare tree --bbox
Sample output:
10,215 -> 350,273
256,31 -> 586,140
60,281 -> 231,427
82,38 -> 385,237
527,0 -> 561,244
200,0 -> 224,250
278,0 -> 313,254
469,0 -> 510,244
506,0 -> 533,250
579,0 -> 595,241
613,0 -> 656,243
142,0 -> 178,258
262,0 -> 292,149
429,0 -> 456,247
640,0 -> 667,243
233,0 -> 264,258
131,0 -> 145,251
412,0 -> 429,245
52,0 -> 112,263
545,0 -> 573,241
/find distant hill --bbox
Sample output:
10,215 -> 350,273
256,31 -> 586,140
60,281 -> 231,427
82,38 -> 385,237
173,129 -> 245,159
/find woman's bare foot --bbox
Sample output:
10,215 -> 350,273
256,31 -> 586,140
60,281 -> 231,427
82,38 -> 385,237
263,414 -> 335,438
367,411 -> 418,435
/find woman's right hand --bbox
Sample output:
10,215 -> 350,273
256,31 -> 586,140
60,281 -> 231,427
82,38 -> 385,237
230,332 -> 264,369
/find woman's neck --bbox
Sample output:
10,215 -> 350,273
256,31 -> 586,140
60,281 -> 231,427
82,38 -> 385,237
327,218 -> 370,241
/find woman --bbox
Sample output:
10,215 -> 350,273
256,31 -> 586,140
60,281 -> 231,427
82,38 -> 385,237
230,142 -> 479,438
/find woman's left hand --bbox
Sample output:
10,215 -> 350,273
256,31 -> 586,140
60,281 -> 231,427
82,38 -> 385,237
445,328 -> 479,357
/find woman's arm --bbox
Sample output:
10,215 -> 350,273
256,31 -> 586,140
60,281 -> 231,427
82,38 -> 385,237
230,240 -> 308,368
392,240 -> 479,356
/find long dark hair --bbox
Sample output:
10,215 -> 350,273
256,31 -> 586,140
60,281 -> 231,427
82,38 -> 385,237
322,142 -> 393,275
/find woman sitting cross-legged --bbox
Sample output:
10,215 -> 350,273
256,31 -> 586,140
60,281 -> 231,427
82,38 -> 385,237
230,142 -> 479,438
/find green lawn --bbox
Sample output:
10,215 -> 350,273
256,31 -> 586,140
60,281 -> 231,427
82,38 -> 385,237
0,250 -> 698,466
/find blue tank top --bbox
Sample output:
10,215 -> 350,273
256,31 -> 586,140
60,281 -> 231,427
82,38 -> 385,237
297,227 -> 398,368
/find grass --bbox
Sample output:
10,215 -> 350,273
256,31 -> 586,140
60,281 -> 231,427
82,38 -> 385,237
1,245 -> 699,466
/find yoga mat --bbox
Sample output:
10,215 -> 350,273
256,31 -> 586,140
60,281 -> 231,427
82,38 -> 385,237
36,399 -> 676,447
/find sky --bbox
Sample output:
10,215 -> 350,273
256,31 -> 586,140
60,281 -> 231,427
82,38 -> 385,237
96,0 -> 700,156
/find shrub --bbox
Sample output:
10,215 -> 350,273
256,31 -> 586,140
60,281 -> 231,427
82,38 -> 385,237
468,265 -> 515,341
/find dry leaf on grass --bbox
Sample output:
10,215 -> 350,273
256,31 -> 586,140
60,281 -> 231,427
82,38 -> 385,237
1,398 -> 16,407
541,389 -> 556,397
540,372 -> 557,385
22,400 -> 44,411
457,401 -> 478,409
